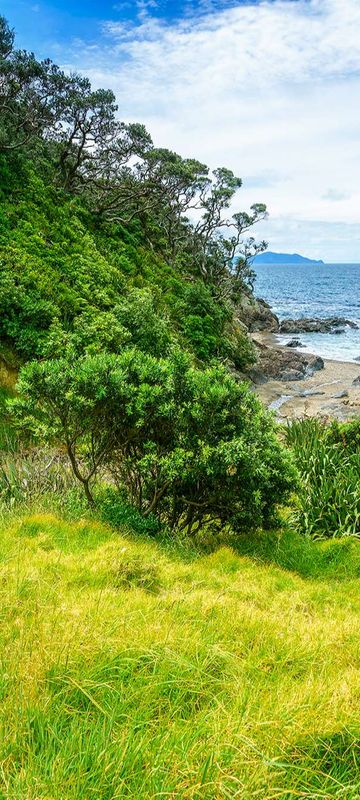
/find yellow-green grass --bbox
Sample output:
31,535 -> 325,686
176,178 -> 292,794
1,513 -> 360,798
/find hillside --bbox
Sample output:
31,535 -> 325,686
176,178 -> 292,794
0,12 -> 266,374
0,14 -> 299,538
254,251 -> 324,264
2,509 -> 360,798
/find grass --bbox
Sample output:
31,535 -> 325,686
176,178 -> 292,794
1,511 -> 360,797
285,417 -> 360,538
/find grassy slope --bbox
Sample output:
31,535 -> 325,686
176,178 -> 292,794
1,513 -> 360,798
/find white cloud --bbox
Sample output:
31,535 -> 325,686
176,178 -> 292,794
63,0 -> 360,261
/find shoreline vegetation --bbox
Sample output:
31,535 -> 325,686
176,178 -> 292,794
2,13 -> 360,799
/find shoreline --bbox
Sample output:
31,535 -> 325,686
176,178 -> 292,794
252,331 -> 360,421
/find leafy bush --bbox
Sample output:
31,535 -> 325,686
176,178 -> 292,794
286,418 -> 360,538
326,418 -> 360,453
12,348 -> 295,534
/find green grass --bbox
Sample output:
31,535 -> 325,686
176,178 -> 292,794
1,511 -> 360,797
285,418 -> 360,538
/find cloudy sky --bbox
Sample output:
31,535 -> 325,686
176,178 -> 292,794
4,0 -> 360,261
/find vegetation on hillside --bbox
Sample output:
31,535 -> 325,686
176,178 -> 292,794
0,15 -> 297,534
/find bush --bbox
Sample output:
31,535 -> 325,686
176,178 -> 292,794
12,348 -> 295,535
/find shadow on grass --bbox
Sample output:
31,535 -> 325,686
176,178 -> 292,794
98,488 -> 360,581
272,729 -> 360,798
229,528 -> 360,582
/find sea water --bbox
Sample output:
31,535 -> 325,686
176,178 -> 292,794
253,262 -> 360,363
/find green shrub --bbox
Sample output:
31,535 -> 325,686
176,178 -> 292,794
12,349 -> 295,535
326,418 -> 360,453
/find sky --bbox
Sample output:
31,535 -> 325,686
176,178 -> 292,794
3,0 -> 360,262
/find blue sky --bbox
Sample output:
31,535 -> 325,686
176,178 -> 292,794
3,0 -> 263,54
4,0 -> 360,261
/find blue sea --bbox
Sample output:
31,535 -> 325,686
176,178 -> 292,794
253,262 -> 360,363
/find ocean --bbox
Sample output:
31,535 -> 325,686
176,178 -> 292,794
253,262 -> 360,363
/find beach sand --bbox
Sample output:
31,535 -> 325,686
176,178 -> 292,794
252,333 -> 360,421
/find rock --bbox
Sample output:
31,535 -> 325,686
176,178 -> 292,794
354,356 -> 360,362
252,339 -> 324,384
307,356 -> 325,372
352,376 -> 360,386
286,339 -> 303,348
248,367 -> 268,385
333,390 -> 349,399
330,328 -> 345,335
236,295 -> 279,333
255,342 -> 306,380
279,370 -> 305,381
279,317 -> 358,334
299,389 -> 326,397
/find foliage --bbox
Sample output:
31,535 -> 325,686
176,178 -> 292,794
0,14 -> 290,540
172,280 -> 255,367
98,487 -> 162,538
0,164 -> 255,367
12,349 -> 294,533
0,12 -> 268,327
326,417 -> 360,453
286,417 -> 360,538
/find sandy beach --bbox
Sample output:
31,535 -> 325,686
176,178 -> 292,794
252,332 -> 360,421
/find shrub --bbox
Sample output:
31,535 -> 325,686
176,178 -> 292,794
11,348 -> 295,535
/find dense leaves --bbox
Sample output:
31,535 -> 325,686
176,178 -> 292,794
13,350 -> 295,532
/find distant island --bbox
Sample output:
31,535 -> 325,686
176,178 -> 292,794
253,251 -> 324,265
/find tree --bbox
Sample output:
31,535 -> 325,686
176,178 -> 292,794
11,354 -> 123,504
0,16 -> 60,152
53,75 -> 119,191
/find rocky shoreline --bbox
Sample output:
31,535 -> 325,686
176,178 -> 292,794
279,317 -> 359,335
237,294 -> 360,421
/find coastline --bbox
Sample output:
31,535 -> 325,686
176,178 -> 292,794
252,331 -> 360,421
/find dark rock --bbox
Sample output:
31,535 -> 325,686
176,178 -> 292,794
352,376 -> 360,386
248,367 -> 268,385
279,317 -> 358,334
255,343 -> 304,378
253,338 -> 325,383
236,295 -> 279,333
280,370 -> 305,381
354,356 -> 360,362
330,328 -> 345,335
286,338 -> 303,348
333,390 -> 349,399
307,356 -> 325,372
